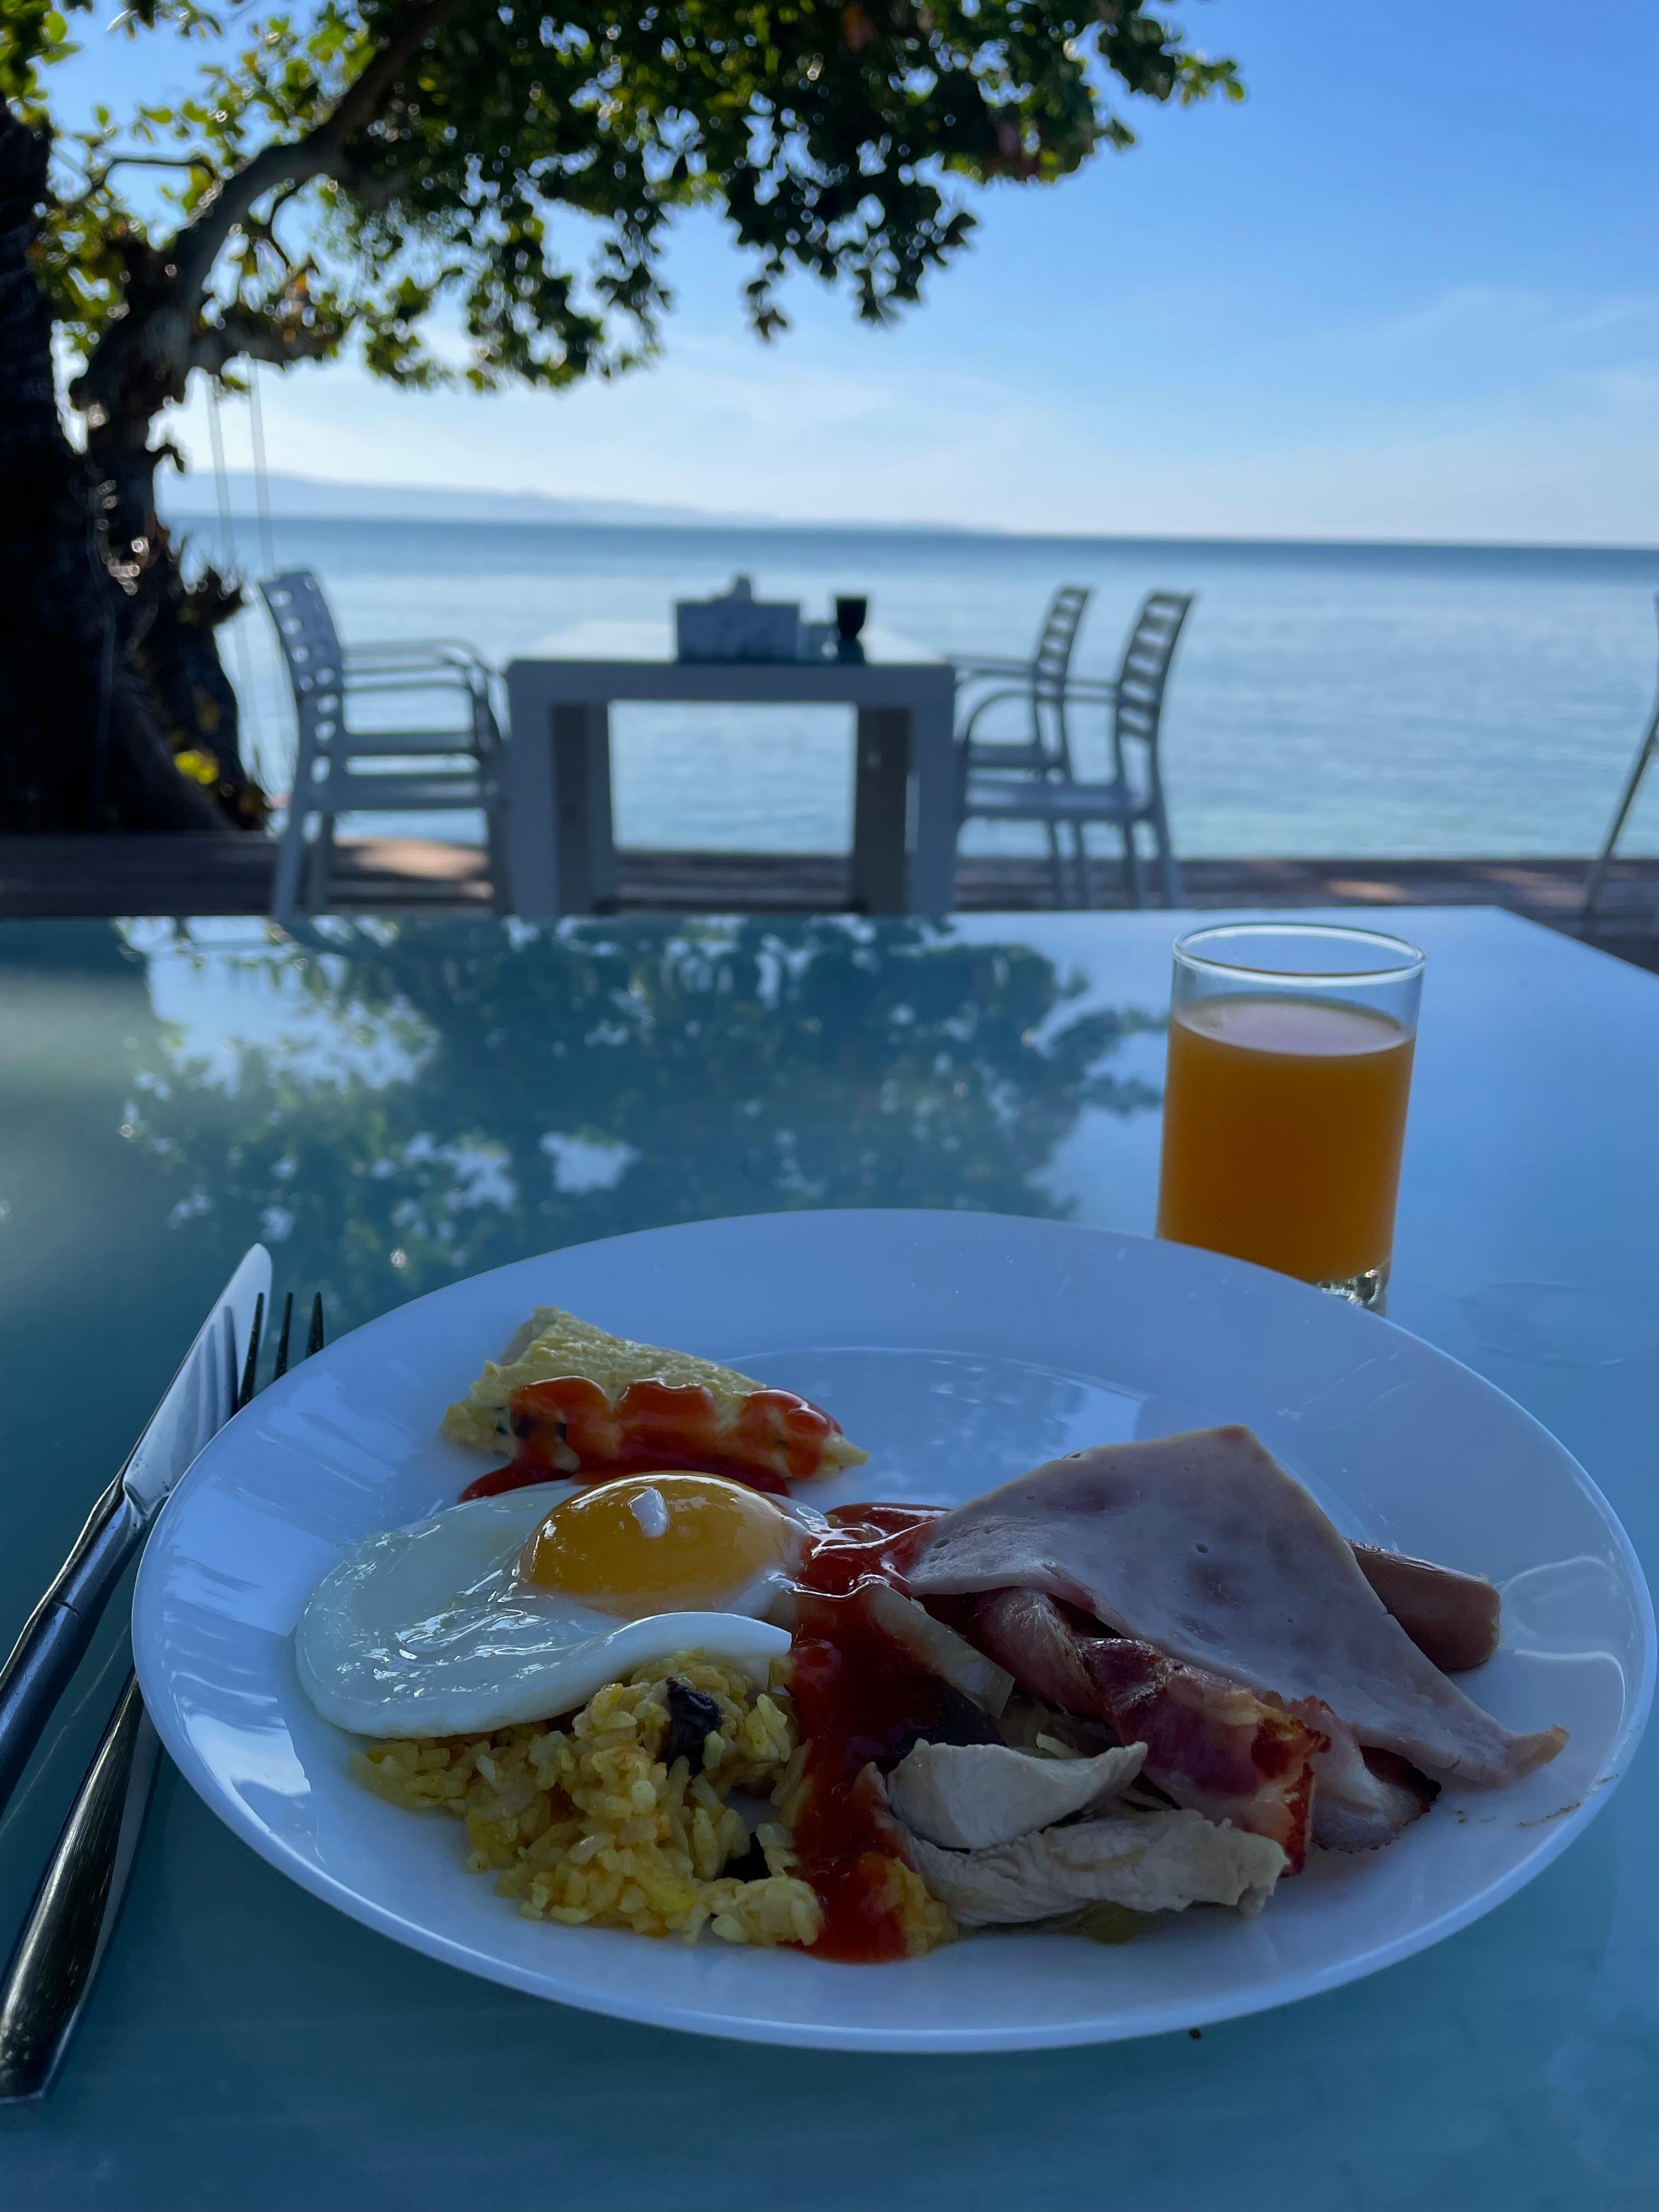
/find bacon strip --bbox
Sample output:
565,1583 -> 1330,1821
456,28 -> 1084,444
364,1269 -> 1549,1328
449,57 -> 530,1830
1282,1696 -> 1438,1852
974,1590 -> 1325,1874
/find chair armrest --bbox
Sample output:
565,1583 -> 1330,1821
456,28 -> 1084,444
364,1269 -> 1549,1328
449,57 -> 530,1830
348,635 -> 492,658
953,657 -> 1034,681
346,641 -> 497,680
953,666 -> 1032,705
961,686 -> 1035,743
341,667 -> 485,704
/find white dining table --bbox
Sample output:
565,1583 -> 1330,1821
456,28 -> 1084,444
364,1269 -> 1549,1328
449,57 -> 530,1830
503,620 -> 960,916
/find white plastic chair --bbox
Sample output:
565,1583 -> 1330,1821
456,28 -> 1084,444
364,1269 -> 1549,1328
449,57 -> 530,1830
1583,594 -> 1659,927
957,591 -> 1192,908
258,571 -> 509,921
953,586 -> 1100,778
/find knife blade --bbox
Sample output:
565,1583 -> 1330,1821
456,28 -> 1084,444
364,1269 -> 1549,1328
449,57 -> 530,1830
0,1245 -> 271,1820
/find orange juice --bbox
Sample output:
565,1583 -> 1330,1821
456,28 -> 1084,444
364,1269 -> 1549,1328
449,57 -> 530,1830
1156,995 -> 1415,1283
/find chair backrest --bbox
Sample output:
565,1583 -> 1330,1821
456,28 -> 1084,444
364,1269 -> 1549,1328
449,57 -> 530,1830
1031,585 -> 1092,705
957,583 -> 1093,777
258,572 -> 343,739
1112,592 -> 1193,781
1583,591 -> 1659,921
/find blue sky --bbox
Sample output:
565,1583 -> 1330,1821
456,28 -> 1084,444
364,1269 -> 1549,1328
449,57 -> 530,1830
48,0 -> 1659,540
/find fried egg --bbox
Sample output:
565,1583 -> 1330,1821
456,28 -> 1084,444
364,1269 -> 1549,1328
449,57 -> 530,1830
295,1473 -> 825,1738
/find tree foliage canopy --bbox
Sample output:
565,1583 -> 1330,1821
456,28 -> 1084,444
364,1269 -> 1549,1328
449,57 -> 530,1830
0,1 -> 1236,834
10,0 -> 1239,410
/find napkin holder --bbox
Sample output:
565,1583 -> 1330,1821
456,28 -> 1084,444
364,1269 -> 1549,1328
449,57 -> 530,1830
676,575 -> 802,663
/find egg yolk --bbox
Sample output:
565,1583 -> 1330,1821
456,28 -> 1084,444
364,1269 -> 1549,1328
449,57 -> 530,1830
520,1473 -> 799,1615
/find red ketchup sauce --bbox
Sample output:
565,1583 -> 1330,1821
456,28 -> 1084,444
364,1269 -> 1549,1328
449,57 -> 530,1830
458,1376 -> 845,1500
782,1503 -> 961,1964
461,1374 -> 977,1962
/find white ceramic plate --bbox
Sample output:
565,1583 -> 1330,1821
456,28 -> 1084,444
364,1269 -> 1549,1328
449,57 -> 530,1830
132,1211 -> 1654,2052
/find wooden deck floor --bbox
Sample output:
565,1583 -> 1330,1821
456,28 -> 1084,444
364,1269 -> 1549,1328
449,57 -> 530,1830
2,835 -> 1656,968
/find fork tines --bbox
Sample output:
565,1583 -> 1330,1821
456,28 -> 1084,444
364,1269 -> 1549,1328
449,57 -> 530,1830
237,1291 -> 324,1410
235,1294 -> 265,1413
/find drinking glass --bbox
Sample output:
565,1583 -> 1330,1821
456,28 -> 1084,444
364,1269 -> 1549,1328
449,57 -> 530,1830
1154,922 -> 1425,1308
834,596 -> 868,644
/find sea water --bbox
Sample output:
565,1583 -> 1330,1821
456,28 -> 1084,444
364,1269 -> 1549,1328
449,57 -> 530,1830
202,518 -> 1659,858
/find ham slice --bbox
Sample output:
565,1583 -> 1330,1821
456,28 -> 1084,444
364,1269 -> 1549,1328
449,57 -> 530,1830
975,1589 -> 1325,1871
911,1428 -> 1566,1790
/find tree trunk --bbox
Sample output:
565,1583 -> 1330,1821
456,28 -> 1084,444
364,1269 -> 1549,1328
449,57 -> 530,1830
0,106 -> 253,834
93,425 -> 269,830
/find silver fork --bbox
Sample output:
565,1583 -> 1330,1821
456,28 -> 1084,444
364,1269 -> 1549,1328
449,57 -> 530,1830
0,1290 -> 325,2101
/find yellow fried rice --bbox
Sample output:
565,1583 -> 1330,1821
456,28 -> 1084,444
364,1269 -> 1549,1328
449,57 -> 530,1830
353,1653 -> 827,1947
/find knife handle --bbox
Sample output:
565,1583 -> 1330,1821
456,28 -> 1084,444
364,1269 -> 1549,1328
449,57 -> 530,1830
0,1673 -> 160,2101
0,1481 -> 146,1819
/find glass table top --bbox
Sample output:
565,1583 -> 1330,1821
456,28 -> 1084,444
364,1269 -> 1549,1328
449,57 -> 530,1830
0,908 -> 1655,2210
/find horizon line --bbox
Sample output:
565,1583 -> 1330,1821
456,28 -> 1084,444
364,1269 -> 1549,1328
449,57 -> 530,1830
163,514 -> 1659,558
157,469 -> 1659,558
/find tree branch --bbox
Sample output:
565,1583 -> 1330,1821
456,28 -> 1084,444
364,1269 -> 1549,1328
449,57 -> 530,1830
73,0 -> 466,424
171,0 -> 465,300
190,306 -> 341,375
54,150 -> 219,216
101,153 -> 219,176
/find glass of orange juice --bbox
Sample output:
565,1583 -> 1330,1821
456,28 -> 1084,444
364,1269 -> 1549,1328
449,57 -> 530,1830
1155,922 -> 1425,1308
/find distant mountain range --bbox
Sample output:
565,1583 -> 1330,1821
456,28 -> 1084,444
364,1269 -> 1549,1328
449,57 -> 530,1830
158,468 -> 819,529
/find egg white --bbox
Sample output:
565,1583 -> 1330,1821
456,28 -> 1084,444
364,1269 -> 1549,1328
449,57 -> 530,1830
295,1481 -> 820,1739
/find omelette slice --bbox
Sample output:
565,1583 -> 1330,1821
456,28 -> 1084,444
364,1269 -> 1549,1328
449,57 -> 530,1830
443,1305 -> 869,1497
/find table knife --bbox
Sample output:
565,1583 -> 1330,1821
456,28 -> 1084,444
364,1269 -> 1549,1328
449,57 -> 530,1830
0,1677 -> 160,2100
